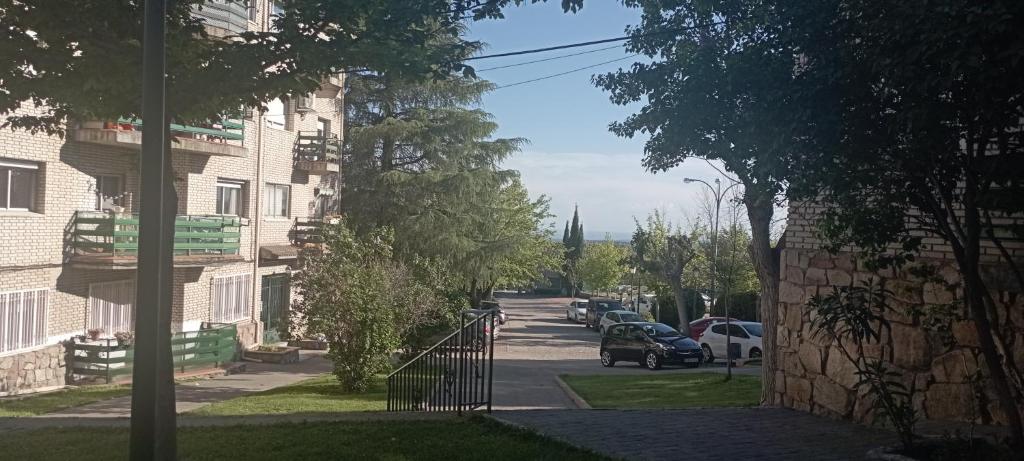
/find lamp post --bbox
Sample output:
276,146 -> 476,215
683,176 -> 740,379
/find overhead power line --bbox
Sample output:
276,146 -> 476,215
475,44 -> 624,72
466,20 -> 727,61
495,54 -> 639,90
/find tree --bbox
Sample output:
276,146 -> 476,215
579,239 -> 628,295
562,206 -> 585,296
596,0 -> 796,404
632,212 -> 697,335
291,222 -> 445,391
0,0 -> 584,134
780,0 -> 1024,444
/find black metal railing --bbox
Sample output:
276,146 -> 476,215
386,311 -> 495,413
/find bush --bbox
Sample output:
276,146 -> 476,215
292,222 -> 445,392
711,292 -> 759,321
653,285 -> 705,328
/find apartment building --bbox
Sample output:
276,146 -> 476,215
0,0 -> 342,394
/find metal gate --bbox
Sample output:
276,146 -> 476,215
260,274 -> 289,344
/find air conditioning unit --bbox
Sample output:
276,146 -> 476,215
294,94 -> 314,113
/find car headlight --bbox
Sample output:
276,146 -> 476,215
658,344 -> 675,350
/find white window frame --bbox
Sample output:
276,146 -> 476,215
87,280 -> 136,334
211,273 -> 252,323
216,179 -> 245,216
264,183 -> 290,218
0,288 -> 49,355
0,158 -> 39,212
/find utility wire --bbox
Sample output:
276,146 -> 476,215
494,54 -> 639,89
466,20 -> 727,61
475,44 -> 624,72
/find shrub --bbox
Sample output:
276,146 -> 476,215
653,284 -> 704,327
291,222 -> 444,392
710,291 -> 759,321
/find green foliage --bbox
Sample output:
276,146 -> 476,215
291,222 -> 443,392
630,212 -> 697,333
578,239 -> 628,293
711,292 -> 758,321
807,281 -> 918,450
561,206 -> 586,296
653,284 -> 704,328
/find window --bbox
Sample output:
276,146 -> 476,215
0,159 -> 39,211
212,273 -> 252,323
0,288 -> 48,354
264,183 -> 290,217
606,312 -> 619,322
608,325 -> 625,338
88,280 -> 135,334
247,1 -> 258,22
744,323 -> 763,337
710,324 -> 727,335
216,180 -> 244,216
317,118 -> 331,137
727,324 -> 750,339
94,175 -> 122,211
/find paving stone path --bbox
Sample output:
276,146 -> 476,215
495,408 -> 897,461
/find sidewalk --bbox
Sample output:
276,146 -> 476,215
43,350 -> 332,419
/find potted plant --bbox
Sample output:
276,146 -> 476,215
87,328 -> 104,341
114,331 -> 134,347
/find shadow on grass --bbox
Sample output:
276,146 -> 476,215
187,374 -> 387,416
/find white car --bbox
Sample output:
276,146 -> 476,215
566,299 -> 588,323
598,310 -> 644,336
698,321 -> 763,363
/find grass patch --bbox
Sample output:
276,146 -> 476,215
0,417 -> 609,461
0,385 -> 131,417
188,374 -> 385,416
562,373 -> 761,409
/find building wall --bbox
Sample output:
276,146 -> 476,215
775,203 -> 1024,426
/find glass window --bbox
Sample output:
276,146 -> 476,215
212,274 -> 252,323
264,183 -> 290,217
0,159 -> 39,211
620,312 -> 642,323
247,2 -> 257,22
0,288 -> 48,354
642,323 -> 682,338
216,180 -> 244,216
317,118 -> 330,137
711,324 -> 727,335
88,280 -> 136,334
606,312 -> 619,322
727,324 -> 750,339
608,325 -> 625,338
744,323 -> 763,337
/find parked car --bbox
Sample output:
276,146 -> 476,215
600,322 -> 703,370
480,300 -> 508,325
566,299 -> 588,323
462,308 -> 501,349
585,298 -> 624,330
598,310 -> 643,336
688,316 -> 739,339
698,321 -> 763,363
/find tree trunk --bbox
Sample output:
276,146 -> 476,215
670,282 -> 692,337
745,193 -> 783,406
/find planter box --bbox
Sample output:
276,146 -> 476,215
287,339 -> 328,350
243,346 -> 300,364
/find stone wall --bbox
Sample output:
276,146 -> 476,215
0,343 -> 66,396
776,204 -> 1024,426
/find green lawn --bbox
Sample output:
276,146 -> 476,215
0,384 -> 131,417
0,417 -> 609,461
188,374 -> 386,416
562,373 -> 761,409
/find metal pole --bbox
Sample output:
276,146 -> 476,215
457,314 -> 465,416
487,312 -> 495,413
130,0 -> 177,458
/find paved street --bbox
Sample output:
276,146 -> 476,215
491,295 -> 759,409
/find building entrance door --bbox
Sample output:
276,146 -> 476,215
260,274 -> 290,344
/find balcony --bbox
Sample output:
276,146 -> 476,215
68,211 -> 248,269
192,1 -> 251,38
72,118 -> 247,158
294,131 -> 341,175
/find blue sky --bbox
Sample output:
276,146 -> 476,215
468,2 -> 722,240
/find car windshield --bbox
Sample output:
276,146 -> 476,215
641,323 -> 681,338
744,323 -> 763,337
619,313 -> 642,322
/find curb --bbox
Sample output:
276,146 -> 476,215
554,375 -> 591,409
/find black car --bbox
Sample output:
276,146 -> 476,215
600,322 -> 703,370
585,298 -> 623,330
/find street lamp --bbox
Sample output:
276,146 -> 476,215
683,176 -> 740,380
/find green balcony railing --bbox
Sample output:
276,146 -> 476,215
71,211 -> 246,257
115,117 -> 244,142
294,131 -> 341,163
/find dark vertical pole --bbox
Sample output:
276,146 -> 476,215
457,315 -> 465,416
487,312 -> 494,413
130,0 -> 177,458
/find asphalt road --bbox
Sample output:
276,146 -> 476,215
490,295 -> 760,410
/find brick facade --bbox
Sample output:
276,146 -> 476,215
776,203 -> 1024,425
0,4 -> 342,393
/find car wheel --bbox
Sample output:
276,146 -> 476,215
750,348 -> 762,360
600,349 -> 615,367
701,344 -> 714,364
644,351 -> 662,370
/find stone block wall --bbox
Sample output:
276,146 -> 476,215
776,203 -> 1024,426
0,343 -> 65,396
